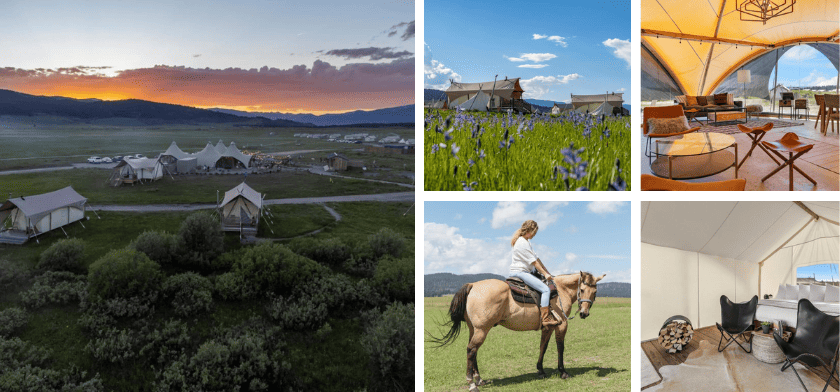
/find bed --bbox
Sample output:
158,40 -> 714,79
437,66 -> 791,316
756,284 -> 840,328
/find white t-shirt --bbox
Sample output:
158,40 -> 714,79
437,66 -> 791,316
510,236 -> 538,274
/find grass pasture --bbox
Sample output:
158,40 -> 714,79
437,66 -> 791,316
424,109 -> 630,191
424,296 -> 630,391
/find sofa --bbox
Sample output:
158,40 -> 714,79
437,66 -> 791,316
756,284 -> 840,328
675,93 -> 743,114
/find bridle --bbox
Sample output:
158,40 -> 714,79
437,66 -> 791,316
567,273 -> 597,320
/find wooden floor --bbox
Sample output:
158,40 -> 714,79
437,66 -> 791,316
641,326 -> 838,390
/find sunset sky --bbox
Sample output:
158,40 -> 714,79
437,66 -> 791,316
0,0 -> 414,114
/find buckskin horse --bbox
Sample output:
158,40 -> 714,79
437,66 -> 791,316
429,271 -> 605,392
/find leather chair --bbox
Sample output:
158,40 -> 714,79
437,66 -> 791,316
640,174 -> 746,191
643,105 -> 701,163
774,298 -> 839,392
716,295 -> 758,353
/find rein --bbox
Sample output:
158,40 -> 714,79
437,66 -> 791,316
562,274 -> 596,320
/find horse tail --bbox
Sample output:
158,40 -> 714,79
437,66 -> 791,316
428,283 -> 472,348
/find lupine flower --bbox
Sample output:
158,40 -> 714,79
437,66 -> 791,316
602,127 -> 611,140
461,181 -> 477,191
431,144 -> 439,154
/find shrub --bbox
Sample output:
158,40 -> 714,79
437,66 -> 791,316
265,295 -> 328,331
20,271 -> 87,309
139,319 -> 191,366
287,237 -> 350,267
213,272 -> 255,301
37,238 -> 85,273
362,302 -> 414,392
367,228 -> 406,260
0,308 -> 28,337
85,327 -> 140,364
374,256 -> 414,303
132,231 -> 178,265
87,248 -> 163,304
231,242 -> 328,296
0,337 -> 102,391
177,212 -> 224,269
162,273 -> 213,316
343,241 -> 378,278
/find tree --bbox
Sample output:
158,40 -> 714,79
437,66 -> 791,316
177,212 -> 223,269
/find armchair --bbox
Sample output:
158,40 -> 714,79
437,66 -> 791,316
774,298 -> 839,392
716,295 -> 758,353
643,105 -> 701,162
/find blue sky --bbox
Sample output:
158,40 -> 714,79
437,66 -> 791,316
798,264 -> 840,283
424,0 -> 630,103
775,46 -> 838,88
424,201 -> 631,282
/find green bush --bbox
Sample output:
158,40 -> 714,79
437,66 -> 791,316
85,327 -> 140,364
177,212 -> 224,269
162,273 -> 214,316
374,256 -> 414,303
0,308 -> 28,337
265,295 -> 327,331
132,230 -> 178,265
37,238 -> 85,273
287,237 -> 350,267
0,337 -> 102,391
87,248 -> 163,305
230,242 -> 328,296
20,271 -> 87,309
367,228 -> 406,260
362,302 -> 414,392
139,319 -> 191,366
213,272 -> 255,301
343,241 -> 378,278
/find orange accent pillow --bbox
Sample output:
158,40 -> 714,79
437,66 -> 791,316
685,96 -> 697,106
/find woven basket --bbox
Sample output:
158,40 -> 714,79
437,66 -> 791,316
752,332 -> 785,364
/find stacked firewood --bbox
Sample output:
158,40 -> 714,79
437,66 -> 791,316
659,321 -> 693,353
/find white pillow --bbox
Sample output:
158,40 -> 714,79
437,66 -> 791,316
785,284 -> 799,300
825,285 -> 840,304
798,285 -> 811,301
775,284 -> 786,299
810,285 -> 827,303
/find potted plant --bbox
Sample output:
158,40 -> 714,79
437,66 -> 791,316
760,321 -> 772,334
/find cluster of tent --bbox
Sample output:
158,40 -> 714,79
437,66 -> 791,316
162,140 -> 253,171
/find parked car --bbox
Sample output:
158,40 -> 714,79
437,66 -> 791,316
87,156 -> 101,164
113,156 -> 123,162
134,154 -> 146,159
101,157 -> 113,163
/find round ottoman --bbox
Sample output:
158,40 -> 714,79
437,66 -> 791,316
752,331 -> 784,363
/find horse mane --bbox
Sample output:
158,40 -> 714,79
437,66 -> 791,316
556,271 -> 596,285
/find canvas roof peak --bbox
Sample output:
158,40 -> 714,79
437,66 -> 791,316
162,141 -> 190,160
446,78 -> 524,100
220,181 -> 262,209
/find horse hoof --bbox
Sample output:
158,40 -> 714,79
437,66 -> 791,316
475,378 -> 487,386
560,372 -> 570,379
536,371 -> 546,379
468,383 -> 480,392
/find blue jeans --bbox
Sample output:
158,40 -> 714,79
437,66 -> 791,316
511,271 -> 550,307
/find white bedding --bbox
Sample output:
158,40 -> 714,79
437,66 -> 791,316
756,299 -> 840,328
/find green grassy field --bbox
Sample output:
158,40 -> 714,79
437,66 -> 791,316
424,296 -> 630,391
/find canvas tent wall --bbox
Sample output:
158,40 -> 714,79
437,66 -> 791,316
641,0 -> 839,96
445,78 -> 524,109
194,142 -> 222,168
0,186 -> 87,240
110,157 -> 163,185
176,157 -> 197,173
571,93 -> 624,110
218,182 -> 262,233
640,201 -> 839,341
452,90 -> 490,112
217,142 -> 252,169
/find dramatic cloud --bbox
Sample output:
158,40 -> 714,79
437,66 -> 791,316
324,47 -> 412,61
533,34 -> 568,47
386,20 -> 414,41
505,53 -> 557,63
0,59 -> 413,113
518,64 -> 549,69
490,201 -> 568,229
587,201 -> 626,214
424,44 -> 461,91
603,38 -> 631,67
520,74 -> 581,98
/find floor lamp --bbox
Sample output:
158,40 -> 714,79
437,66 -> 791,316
737,70 -> 751,107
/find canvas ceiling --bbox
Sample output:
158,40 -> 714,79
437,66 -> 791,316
641,0 -> 839,96
641,201 -> 839,263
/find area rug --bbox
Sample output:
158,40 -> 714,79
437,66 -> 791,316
698,119 -> 804,135
646,340 -> 836,392
641,349 -> 661,389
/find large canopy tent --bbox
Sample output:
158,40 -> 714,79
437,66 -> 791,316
451,90 -> 490,112
0,186 -> 87,243
641,0 -> 839,99
445,78 -> 530,112
218,182 -> 263,233
109,157 -> 164,186
641,201 -> 839,341
194,142 -> 222,168
217,142 -> 252,169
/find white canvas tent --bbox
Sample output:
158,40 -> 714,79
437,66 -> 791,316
641,201 -> 839,340
217,142 -> 252,169
214,140 -> 227,154
446,78 -> 525,110
218,182 -> 263,233
194,142 -> 222,168
110,157 -> 164,186
452,90 -> 490,112
590,102 -> 615,116
162,141 -> 190,160
0,186 -> 87,242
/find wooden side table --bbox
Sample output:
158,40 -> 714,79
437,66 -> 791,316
752,331 -> 785,363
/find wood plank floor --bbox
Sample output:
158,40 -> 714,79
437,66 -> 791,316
641,326 -> 838,390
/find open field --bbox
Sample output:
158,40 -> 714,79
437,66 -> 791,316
424,109 -> 630,191
0,115 -> 414,170
424,296 -> 631,391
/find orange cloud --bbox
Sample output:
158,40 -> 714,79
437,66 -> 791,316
0,59 -> 414,113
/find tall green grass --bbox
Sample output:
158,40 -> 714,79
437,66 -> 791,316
424,296 -> 631,391
424,109 -> 630,191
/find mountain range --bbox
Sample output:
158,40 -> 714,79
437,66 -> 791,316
209,105 -> 413,127
424,273 -> 631,298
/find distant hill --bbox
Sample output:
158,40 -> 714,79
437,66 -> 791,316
0,89 -> 312,127
424,89 -> 447,102
425,273 -> 631,298
210,105 -> 414,127
424,89 -> 631,114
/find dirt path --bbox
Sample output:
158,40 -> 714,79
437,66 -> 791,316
90,192 -> 414,212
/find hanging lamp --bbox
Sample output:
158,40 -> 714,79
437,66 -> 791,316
736,0 -> 795,25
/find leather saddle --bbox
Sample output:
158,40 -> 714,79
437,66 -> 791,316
506,273 -> 558,305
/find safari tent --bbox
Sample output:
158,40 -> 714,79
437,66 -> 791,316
641,201 -> 839,340
109,157 -> 164,186
451,90 -> 490,112
0,186 -> 87,244
445,78 -> 531,113
217,142 -> 252,169
571,93 -> 624,113
218,182 -> 263,234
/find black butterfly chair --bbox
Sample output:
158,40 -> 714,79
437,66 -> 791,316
774,298 -> 839,392
716,295 -> 758,353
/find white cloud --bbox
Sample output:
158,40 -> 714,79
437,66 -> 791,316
797,71 -> 839,87
533,34 -> 548,40
783,46 -> 818,61
520,74 -> 582,98
600,268 -> 631,283
617,87 -> 626,91
423,43 -> 461,90
490,201 -> 568,230
565,252 -> 578,262
603,38 -> 631,67
518,64 -> 549,69
533,34 -> 568,47
585,254 -> 627,260
424,222 -> 512,275
587,201 -> 626,214
505,53 -> 557,63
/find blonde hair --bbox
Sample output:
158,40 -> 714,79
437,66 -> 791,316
510,220 -> 539,247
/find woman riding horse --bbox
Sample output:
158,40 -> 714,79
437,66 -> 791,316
509,219 -> 562,329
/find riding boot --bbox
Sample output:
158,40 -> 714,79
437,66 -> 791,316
540,306 -> 560,329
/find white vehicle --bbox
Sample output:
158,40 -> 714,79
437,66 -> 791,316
101,157 -> 113,163
87,156 -> 101,164
134,154 -> 146,159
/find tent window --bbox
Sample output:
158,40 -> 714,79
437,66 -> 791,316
796,263 -> 839,285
